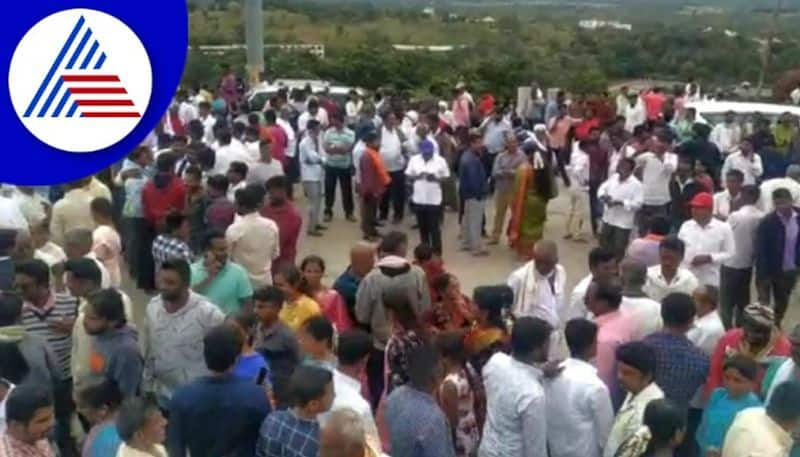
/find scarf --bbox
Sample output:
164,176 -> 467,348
614,426 -> 652,457
0,325 -> 25,343
366,147 -> 391,187
729,329 -> 780,363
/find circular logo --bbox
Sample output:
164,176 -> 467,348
8,8 -> 152,153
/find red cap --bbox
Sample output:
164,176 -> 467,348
689,192 -> 713,209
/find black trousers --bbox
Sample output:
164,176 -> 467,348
324,166 -> 354,217
720,266 -> 752,329
380,170 -> 406,221
415,204 -> 443,255
588,182 -> 602,235
757,270 -> 799,327
366,348 -> 385,411
360,195 -> 379,238
137,222 -> 157,291
54,378 -> 78,457
599,223 -> 631,262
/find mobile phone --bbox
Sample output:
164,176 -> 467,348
256,367 -> 268,386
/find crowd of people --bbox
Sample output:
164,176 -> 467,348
3,74 -> 800,457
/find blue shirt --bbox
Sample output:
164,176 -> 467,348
644,332 -> 710,409
386,385 -> 456,457
167,373 -> 272,457
234,352 -> 271,385
256,410 -> 320,457
459,149 -> 488,201
696,388 -> 761,452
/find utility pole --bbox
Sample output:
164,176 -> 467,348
244,0 -> 264,86
756,0 -> 783,97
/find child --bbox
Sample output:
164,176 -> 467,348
436,332 -> 480,457
226,312 -> 271,385
90,197 -> 122,288
696,355 -> 761,456
252,286 -> 300,409
226,161 -> 249,201
258,365 -> 334,456
273,264 -> 321,332
298,315 -> 337,370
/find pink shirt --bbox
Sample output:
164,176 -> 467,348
92,225 -> 122,287
594,309 -> 640,390
452,96 -> 471,128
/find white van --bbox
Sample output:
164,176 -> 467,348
686,100 -> 800,126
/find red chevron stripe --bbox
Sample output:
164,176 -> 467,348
69,87 -> 128,94
76,99 -> 134,106
82,112 -> 141,118
61,75 -> 120,82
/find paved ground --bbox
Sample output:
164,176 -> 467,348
122,187 -> 800,331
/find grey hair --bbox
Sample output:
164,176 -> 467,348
324,408 -> 366,452
64,228 -> 93,249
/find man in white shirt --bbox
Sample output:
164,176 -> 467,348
50,178 -> 95,246
604,342 -> 664,457
620,259 -> 662,338
0,194 -> 29,236
405,139 -> 449,255
480,317 -> 551,457
678,192 -> 736,287
688,285 -> 725,355
710,111 -> 742,155
277,106 -> 297,160
299,120 -> 326,237
566,143 -> 590,241
175,90 -> 197,124
598,158 -> 643,260
721,138 -> 762,186
547,318 -> 614,457
378,112 -> 407,223
713,169 -> 744,221
297,98 -> 329,138
719,185 -> 763,328
723,380 -> 800,457
198,101 -> 217,145
644,236 -> 700,302
569,247 -> 618,320
508,240 -> 568,358
759,164 -> 800,212
791,83 -> 800,105
12,187 -> 48,228
634,132 -> 677,235
321,330 -> 380,449
225,186 -> 279,288
211,129 -> 251,176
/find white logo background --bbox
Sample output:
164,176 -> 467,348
8,9 -> 152,153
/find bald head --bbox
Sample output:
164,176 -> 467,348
320,408 -> 366,457
533,240 -> 558,275
620,258 -> 647,291
350,242 -> 376,278
64,228 -> 93,259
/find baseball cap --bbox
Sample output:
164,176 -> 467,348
689,192 -> 713,209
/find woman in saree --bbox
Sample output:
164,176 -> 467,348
508,126 -> 558,259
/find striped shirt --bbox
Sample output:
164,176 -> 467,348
21,293 -> 79,380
